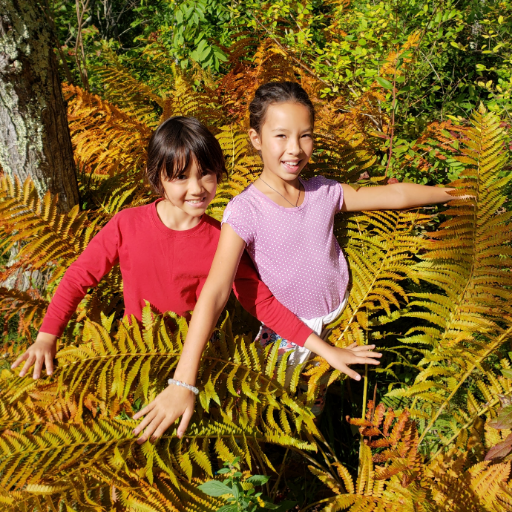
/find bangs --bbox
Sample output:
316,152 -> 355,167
146,116 -> 227,196
161,144 -> 198,181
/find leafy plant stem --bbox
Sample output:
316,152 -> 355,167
358,363 -> 369,477
417,325 -> 512,447
300,497 -> 332,511
270,447 -> 288,499
246,10 -> 332,88
385,70 -> 397,177
74,0 -> 91,91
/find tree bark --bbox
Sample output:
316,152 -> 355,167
0,0 -> 79,213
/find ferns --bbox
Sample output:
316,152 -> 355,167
309,399 -> 512,512
388,106 -> 512,452
64,84 -> 153,179
0,175 -> 95,277
0,307 -> 317,509
2,29 -> 512,510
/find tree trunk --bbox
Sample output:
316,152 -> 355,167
0,0 -> 79,213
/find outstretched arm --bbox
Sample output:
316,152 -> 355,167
341,182 -> 455,212
11,217 -> 121,379
133,224 -> 246,443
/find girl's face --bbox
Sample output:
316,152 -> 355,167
161,158 -> 217,219
249,102 -> 314,181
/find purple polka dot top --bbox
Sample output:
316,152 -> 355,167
222,176 -> 349,320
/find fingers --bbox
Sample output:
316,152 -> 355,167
360,351 -> 382,358
12,346 -> 56,379
33,356 -> 44,380
151,416 -> 175,441
349,345 -> 383,359
340,363 -> 361,381
132,402 -> 155,421
11,352 -> 28,370
354,357 -> 382,366
177,407 -> 194,439
19,355 -> 35,378
136,414 -> 163,444
351,344 -> 377,352
132,408 -> 157,435
45,353 -> 54,376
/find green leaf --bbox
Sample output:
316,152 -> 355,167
195,38 -> 209,55
217,506 -> 238,512
375,77 -> 393,90
198,480 -> 234,497
246,475 -> 270,486
232,482 -> 241,500
502,369 -> 512,380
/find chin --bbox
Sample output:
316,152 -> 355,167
189,208 -> 208,217
278,169 -> 303,180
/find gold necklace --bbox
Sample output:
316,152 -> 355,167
259,177 -> 302,207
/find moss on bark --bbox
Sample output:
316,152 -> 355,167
0,0 -> 79,212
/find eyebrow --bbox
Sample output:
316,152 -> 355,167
271,127 -> 312,133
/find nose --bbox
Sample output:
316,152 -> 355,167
286,136 -> 303,156
188,176 -> 205,196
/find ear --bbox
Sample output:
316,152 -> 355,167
248,128 -> 262,151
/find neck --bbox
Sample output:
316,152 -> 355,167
259,169 -> 301,194
156,199 -> 202,231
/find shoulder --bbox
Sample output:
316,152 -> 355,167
305,175 -> 341,191
228,186 -> 258,208
221,187 -> 258,242
106,202 -> 154,232
223,186 -> 258,219
203,214 -> 221,231
113,201 -> 154,220
304,176 -> 344,210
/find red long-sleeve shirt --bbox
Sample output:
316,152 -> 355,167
41,200 -> 312,345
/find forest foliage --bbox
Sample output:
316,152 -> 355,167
1,0 -> 512,510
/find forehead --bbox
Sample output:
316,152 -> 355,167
264,102 -> 312,130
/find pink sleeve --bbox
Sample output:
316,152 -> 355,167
221,196 -> 254,245
335,181 -> 344,213
40,216 -> 121,337
232,251 -> 313,346
318,176 -> 344,213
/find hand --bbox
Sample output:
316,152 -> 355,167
322,343 -> 382,381
132,384 -> 196,443
11,332 -> 58,379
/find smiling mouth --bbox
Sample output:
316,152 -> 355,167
281,160 -> 302,171
185,198 -> 207,205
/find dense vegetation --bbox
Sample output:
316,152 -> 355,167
1,0 -> 512,510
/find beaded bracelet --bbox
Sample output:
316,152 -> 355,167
168,378 -> 199,395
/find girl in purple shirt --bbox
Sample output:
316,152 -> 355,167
133,82 -> 458,442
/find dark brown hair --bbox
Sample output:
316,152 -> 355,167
146,116 -> 226,196
249,81 -> 315,134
